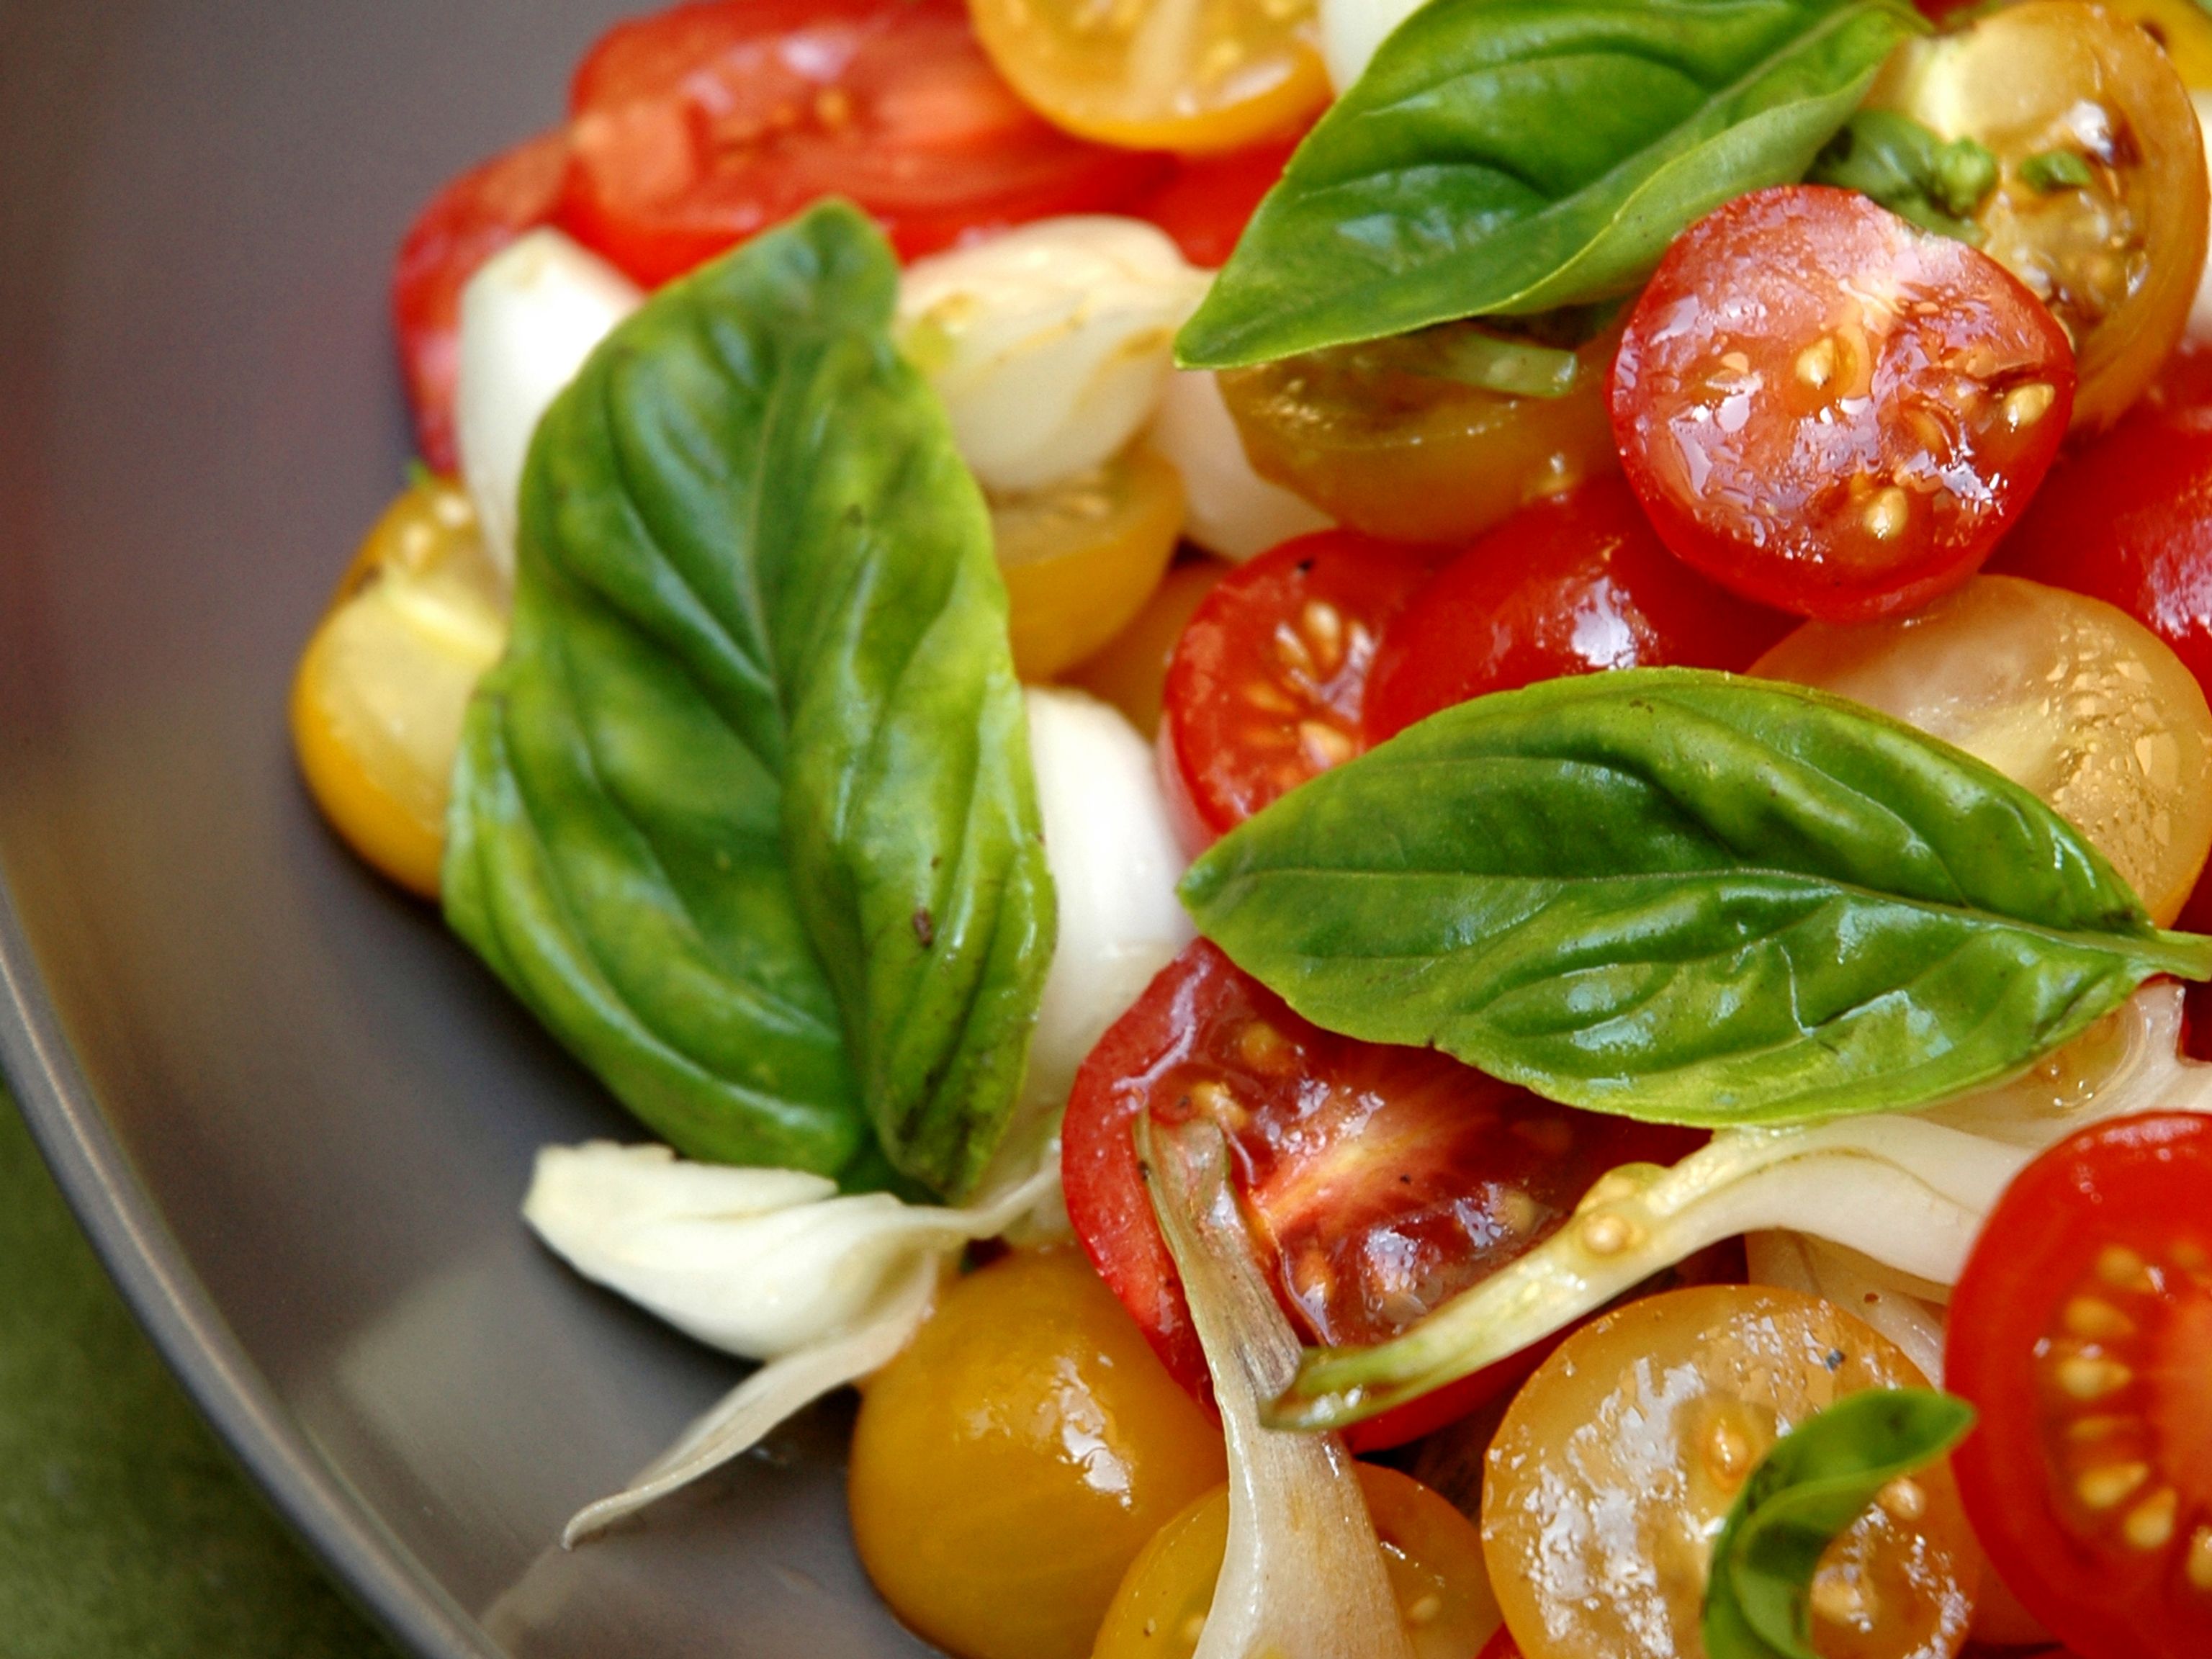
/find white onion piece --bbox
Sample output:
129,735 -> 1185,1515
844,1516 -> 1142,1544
981,688 -> 1194,1195
896,217 -> 1210,493
1143,1118 -> 1416,1659
1747,1232 -> 1951,1385
528,1146 -> 1059,1542
1287,984 -> 2212,1423
454,228 -> 642,579
2193,91 -> 2212,339
1147,370 -> 1333,561
1319,0 -> 1427,90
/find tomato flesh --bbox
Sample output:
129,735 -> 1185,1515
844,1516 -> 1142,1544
1362,473 -> 1794,743
1132,134 -> 1301,269
555,0 -> 1165,287
1612,185 -> 2076,623
1158,529 -> 1447,851
1060,939 -> 1704,1450
1946,1112 -> 2212,1659
392,130 -> 568,472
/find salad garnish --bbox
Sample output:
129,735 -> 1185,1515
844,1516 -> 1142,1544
1701,1388 -> 1977,1659
1177,0 -> 1923,367
444,200 -> 1056,1197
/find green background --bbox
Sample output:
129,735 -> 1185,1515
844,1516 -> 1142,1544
0,1094 -> 395,1658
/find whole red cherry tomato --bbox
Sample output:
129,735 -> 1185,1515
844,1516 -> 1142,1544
1946,1112 -> 2212,1659
1131,133 -> 1300,269
1060,940 -> 1706,1451
392,130 -> 568,472
1158,529 -> 1449,853
1611,185 -> 2075,623
1361,474 -> 1794,743
555,0 -> 1166,287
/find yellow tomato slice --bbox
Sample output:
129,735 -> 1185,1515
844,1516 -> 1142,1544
290,475 -> 508,898
1092,1462 -> 1500,1659
848,1249 -> 1226,1659
968,0 -> 1330,156
2101,0 -> 2212,89
1066,554 -> 1230,735
997,444 -> 1186,681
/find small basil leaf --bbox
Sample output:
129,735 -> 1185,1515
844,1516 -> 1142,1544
1807,109 -> 1997,240
2021,148 -> 2095,192
1180,669 -> 2212,1127
1704,1390 -> 1976,1659
1177,0 -> 1923,369
446,201 -> 1055,1197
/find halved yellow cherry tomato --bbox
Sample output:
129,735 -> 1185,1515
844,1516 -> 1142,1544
1066,554 -> 1230,736
2100,0 -> 2212,89
1753,575 -> 2212,926
1482,1284 -> 1982,1659
848,1248 -> 1227,1659
290,475 -> 508,899
1092,1462 -> 1499,1659
1869,0 -> 2210,430
968,0 -> 1330,155
997,444 -> 1186,681
1216,320 -> 1620,545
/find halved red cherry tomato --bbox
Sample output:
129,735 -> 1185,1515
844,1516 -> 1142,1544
554,0 -> 1166,287
1361,474 -> 1794,743
1060,939 -> 1704,1451
1133,135 -> 1300,269
1611,185 -> 2076,623
392,130 -> 568,472
1158,529 -> 1448,852
1946,1112 -> 2212,1659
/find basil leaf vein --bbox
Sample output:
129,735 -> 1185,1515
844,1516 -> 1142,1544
1177,0 -> 1922,369
1704,1389 -> 1976,1659
445,201 -> 1055,1197
1180,669 -> 2212,1127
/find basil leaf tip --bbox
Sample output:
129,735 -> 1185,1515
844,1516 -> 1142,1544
1181,667 -> 2212,1130
1177,0 -> 1925,369
444,198 -> 1055,1199
1704,1388 -> 1976,1659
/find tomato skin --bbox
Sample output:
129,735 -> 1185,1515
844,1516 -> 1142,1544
1159,529 -> 1449,852
1362,474 -> 1794,743
392,130 -> 568,472
1132,135 -> 1300,269
1061,938 -> 1703,1451
1946,1112 -> 2212,1659
554,0 -> 1165,287
1612,186 -> 2076,623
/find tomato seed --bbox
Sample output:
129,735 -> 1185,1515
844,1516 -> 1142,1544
2075,1460 -> 2150,1510
2063,1295 -> 2137,1340
2055,1351 -> 2134,1400
2121,1486 -> 2177,1550
2185,1525 -> 2212,1591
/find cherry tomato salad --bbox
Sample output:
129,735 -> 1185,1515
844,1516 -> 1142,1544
295,0 -> 2212,1654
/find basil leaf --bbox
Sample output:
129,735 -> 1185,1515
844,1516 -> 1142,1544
1807,109 -> 1997,240
1177,0 -> 1923,369
1180,669 -> 2212,1127
445,201 -> 1056,1197
2021,148 -> 2095,192
1704,1390 -> 1976,1659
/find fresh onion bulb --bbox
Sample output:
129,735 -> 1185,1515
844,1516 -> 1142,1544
897,217 -> 1210,494
1147,370 -> 1333,561
454,228 -> 642,579
1319,0 -> 1426,90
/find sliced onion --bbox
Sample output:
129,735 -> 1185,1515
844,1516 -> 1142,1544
1141,1117 -> 1416,1659
1318,0 -> 1427,90
1747,1231 -> 1951,1385
1146,370 -> 1331,562
896,216 -> 1209,493
1274,983 -> 2212,1430
454,228 -> 642,578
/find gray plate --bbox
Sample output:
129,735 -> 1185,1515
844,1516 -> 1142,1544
0,4 -> 938,1654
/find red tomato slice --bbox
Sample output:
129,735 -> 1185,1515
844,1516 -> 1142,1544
1131,132 -> 1300,269
391,130 -> 569,472
1946,1111 -> 2212,1659
1361,473 -> 1795,744
1061,939 -> 1706,1451
554,0 -> 1167,287
1611,185 -> 2075,623
1159,529 -> 1449,853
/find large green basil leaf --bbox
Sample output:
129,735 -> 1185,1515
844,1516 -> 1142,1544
1181,669 -> 2212,1126
1704,1390 -> 1976,1659
444,201 -> 1055,1198
1177,0 -> 1921,369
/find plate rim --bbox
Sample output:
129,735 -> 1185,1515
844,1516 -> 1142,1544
0,876 -> 502,1659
